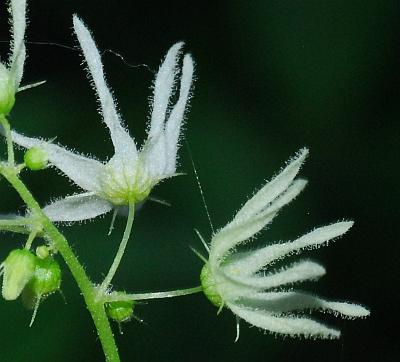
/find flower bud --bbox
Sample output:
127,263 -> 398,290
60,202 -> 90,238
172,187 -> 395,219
24,147 -> 48,171
36,245 -> 50,259
105,298 -> 135,323
1,249 -> 36,301
200,264 -> 223,308
0,63 -> 16,116
22,257 -> 61,309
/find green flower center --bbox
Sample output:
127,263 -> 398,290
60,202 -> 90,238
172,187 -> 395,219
99,160 -> 153,205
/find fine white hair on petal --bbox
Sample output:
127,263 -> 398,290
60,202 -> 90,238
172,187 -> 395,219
235,148 -> 309,221
210,178 -> 307,263
149,42 -> 184,138
228,303 -> 341,339
11,130 -> 104,192
8,0 -> 27,88
225,221 -> 354,276
72,15 -> 137,159
43,192 -> 113,222
240,291 -> 370,318
140,132 -> 168,179
210,211 -> 277,266
225,260 -> 326,290
164,53 -> 195,174
259,179 -> 307,216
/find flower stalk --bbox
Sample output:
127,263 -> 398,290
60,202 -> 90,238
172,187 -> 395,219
98,202 -> 135,297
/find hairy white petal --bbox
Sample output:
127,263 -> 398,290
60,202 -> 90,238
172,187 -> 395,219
43,193 -> 113,222
240,291 -> 370,318
263,179 -> 307,214
164,54 -> 194,174
234,148 -> 308,222
73,16 -> 137,159
11,131 -> 104,192
228,303 -> 340,339
226,221 -> 353,276
140,132 -> 168,179
210,179 -> 307,265
225,260 -> 326,289
8,0 -> 27,88
149,42 -> 184,138
210,211 -> 277,266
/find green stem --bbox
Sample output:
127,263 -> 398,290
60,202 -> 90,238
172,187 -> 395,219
99,202 -> 135,296
106,286 -> 203,302
0,166 -> 120,362
0,116 -> 15,165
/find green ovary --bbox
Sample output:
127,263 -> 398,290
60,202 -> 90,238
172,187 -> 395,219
200,264 -> 223,308
99,164 -> 153,205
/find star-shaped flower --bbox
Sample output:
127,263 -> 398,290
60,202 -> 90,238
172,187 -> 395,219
200,148 -> 369,339
0,0 -> 27,116
9,16 -> 194,221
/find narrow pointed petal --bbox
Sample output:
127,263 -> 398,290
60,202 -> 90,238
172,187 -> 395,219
148,42 -> 184,138
8,0 -> 27,88
234,148 -> 308,222
164,54 -> 194,174
240,291 -> 370,319
72,15 -> 137,159
43,193 -> 113,222
210,211 -> 277,266
225,260 -> 326,290
226,221 -> 353,276
228,303 -> 341,338
210,179 -> 306,264
140,132 -> 168,179
11,131 -> 104,191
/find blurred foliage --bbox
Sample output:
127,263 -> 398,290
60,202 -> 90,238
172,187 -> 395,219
0,0 -> 398,361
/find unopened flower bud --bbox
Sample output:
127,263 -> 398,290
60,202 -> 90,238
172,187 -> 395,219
36,245 -> 50,259
105,297 -> 135,323
1,249 -> 36,301
24,147 -> 48,171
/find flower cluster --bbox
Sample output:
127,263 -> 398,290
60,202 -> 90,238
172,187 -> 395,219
200,148 -> 369,338
0,0 -> 369,350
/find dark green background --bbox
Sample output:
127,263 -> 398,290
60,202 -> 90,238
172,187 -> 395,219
1,1 -> 398,361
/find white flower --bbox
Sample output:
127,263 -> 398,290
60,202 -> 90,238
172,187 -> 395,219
0,0 -> 27,115
200,148 -> 369,339
10,16 -> 194,222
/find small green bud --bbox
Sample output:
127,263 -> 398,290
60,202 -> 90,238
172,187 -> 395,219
36,245 -> 50,259
200,264 -> 223,308
0,63 -> 16,115
24,147 -> 48,171
22,257 -> 61,308
105,298 -> 135,323
1,249 -> 36,301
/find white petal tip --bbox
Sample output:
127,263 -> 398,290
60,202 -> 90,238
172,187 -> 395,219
298,147 -> 310,159
335,220 -> 354,234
